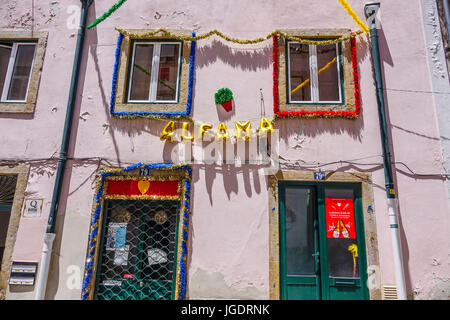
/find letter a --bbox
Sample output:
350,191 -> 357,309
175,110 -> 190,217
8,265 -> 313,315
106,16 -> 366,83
160,121 -> 175,142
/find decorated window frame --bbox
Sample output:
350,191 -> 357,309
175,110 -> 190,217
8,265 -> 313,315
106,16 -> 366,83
273,29 -> 361,119
110,29 -> 196,119
81,163 -> 192,300
0,31 -> 48,114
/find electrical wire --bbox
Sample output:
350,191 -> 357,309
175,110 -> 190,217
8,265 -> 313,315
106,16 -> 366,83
0,155 -> 448,179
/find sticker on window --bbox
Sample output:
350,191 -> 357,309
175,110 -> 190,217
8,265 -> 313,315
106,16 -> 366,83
325,198 -> 355,239
106,222 -> 127,250
114,245 -> 130,266
147,248 -> 168,266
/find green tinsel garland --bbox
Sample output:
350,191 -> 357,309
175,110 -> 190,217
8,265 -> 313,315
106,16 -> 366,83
214,88 -> 233,105
87,0 -> 128,29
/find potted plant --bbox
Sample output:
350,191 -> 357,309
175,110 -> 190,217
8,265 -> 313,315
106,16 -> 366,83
214,88 -> 234,112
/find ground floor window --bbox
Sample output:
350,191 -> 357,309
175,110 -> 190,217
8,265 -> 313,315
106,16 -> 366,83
82,164 -> 191,301
94,199 -> 180,300
0,175 -> 17,271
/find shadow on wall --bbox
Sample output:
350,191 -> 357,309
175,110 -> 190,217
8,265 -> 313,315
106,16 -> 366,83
196,39 -> 273,71
192,164 -> 267,206
274,116 -> 365,146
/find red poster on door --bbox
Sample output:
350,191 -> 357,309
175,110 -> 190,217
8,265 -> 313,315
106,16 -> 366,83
325,198 -> 356,239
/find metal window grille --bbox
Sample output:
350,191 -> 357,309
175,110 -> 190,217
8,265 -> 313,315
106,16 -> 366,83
0,175 -> 17,205
94,199 -> 179,300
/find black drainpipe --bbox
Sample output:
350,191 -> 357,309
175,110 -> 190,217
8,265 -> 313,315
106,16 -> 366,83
364,3 -> 407,299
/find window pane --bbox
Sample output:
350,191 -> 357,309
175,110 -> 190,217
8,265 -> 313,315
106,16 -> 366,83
7,44 -> 36,101
129,44 -> 154,101
0,44 -> 12,98
156,44 -> 180,101
289,43 -> 311,102
317,44 -> 340,102
325,189 -> 359,278
284,187 -> 315,276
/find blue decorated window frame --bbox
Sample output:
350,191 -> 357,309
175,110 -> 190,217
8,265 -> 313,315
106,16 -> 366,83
110,30 -> 196,118
81,163 -> 192,300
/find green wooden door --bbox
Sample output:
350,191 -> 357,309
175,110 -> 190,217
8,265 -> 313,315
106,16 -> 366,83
279,182 -> 369,300
94,199 -> 180,300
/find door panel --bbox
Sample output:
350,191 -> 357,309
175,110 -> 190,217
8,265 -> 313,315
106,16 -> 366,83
280,185 -> 320,300
322,187 -> 368,300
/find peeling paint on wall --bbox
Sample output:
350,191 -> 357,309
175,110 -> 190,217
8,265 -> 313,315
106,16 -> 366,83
421,0 -> 450,203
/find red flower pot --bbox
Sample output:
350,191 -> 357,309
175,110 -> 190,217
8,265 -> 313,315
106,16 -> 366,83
221,99 -> 232,112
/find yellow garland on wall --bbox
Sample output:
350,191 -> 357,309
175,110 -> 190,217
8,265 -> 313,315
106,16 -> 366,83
291,57 -> 337,95
338,0 -> 370,33
115,27 -> 364,46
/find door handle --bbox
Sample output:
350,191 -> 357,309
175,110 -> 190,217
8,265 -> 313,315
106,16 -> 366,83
330,278 -> 360,287
312,252 -> 320,274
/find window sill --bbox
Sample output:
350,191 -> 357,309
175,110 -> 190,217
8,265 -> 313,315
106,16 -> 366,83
0,103 -> 35,114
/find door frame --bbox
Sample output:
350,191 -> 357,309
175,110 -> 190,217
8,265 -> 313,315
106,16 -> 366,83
0,164 -> 29,300
268,170 -> 381,300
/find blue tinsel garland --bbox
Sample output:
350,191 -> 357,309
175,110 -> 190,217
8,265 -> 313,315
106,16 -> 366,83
81,163 -> 192,300
109,32 -> 196,117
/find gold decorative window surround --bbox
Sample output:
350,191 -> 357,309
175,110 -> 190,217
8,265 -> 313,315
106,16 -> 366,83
0,31 -> 48,114
113,29 -> 194,117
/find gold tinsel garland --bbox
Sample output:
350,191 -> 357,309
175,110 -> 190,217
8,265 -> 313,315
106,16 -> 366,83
115,27 -> 364,46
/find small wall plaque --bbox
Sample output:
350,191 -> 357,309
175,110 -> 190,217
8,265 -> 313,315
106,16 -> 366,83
314,171 -> 326,180
23,199 -> 43,218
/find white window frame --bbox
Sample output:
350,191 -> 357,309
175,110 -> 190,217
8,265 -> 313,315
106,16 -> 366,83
287,42 -> 342,104
0,42 -> 37,103
127,41 -> 182,104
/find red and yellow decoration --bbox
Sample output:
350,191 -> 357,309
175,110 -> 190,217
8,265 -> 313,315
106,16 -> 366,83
273,34 -> 361,119
105,178 -> 180,199
325,198 -> 356,239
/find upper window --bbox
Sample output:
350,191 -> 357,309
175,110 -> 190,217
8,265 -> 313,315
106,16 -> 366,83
287,42 -> 342,104
0,31 -> 47,114
273,29 -> 361,119
111,30 -> 195,118
127,41 -> 182,103
0,42 -> 37,103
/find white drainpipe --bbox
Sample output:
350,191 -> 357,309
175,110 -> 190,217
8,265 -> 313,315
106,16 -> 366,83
35,233 -> 56,300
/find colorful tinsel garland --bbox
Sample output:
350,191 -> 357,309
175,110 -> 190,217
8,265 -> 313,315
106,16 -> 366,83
81,162 -> 192,300
272,34 -> 361,120
87,0 -> 128,29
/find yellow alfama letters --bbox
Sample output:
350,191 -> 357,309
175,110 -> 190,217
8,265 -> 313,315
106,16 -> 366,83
160,121 -> 175,142
235,121 -> 252,141
181,122 -> 194,142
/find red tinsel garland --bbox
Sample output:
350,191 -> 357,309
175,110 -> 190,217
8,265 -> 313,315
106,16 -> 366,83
272,34 -> 361,119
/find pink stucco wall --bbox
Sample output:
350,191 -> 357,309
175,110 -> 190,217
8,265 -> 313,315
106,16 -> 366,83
0,0 -> 448,299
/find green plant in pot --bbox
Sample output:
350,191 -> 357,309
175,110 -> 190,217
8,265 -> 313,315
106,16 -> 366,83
215,88 -> 234,112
